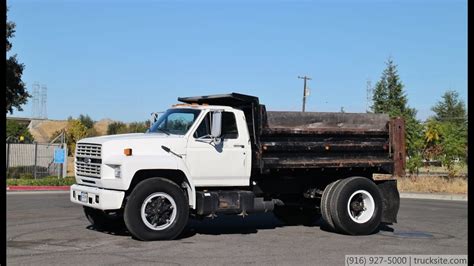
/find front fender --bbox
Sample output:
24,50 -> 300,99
102,155 -> 196,208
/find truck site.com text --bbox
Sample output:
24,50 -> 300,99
345,255 -> 468,266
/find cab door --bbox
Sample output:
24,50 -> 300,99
186,110 -> 251,187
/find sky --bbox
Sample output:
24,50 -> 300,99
7,0 -> 467,122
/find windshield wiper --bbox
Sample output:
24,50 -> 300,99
156,128 -> 171,135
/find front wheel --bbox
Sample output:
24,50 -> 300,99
124,178 -> 189,241
329,176 -> 382,235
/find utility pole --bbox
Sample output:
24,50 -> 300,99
298,75 -> 312,112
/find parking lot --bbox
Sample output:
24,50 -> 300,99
7,192 -> 467,265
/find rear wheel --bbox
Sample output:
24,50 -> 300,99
320,179 -> 341,232
124,178 -> 189,241
329,176 -> 382,235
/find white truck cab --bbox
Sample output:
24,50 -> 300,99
71,104 -> 252,204
70,104 -> 253,240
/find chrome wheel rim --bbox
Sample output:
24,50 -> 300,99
346,190 -> 375,224
140,192 -> 177,230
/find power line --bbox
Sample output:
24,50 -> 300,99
41,85 -> 47,119
31,83 -> 40,118
366,78 -> 372,113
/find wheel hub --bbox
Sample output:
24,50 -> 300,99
141,192 -> 177,231
350,196 -> 365,212
346,190 -> 375,224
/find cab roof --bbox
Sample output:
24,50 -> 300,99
178,92 -> 259,108
170,103 -> 234,111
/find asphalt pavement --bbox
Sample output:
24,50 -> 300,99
7,192 -> 468,265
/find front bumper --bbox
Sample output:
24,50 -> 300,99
70,184 -> 125,210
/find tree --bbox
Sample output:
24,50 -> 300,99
77,114 -> 98,137
51,119 -> 88,156
438,122 -> 466,173
107,121 -> 128,135
371,76 -> 388,114
6,10 -> 30,114
423,118 -> 443,161
427,90 -> 468,175
78,114 -> 94,129
431,90 -> 467,127
371,58 -> 409,115
371,58 -> 424,174
6,120 -> 34,143
66,119 -> 88,156
128,121 -> 150,133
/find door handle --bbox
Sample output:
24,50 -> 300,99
234,144 -> 245,148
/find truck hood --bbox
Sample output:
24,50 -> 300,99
77,133 -> 188,158
77,133 -> 179,145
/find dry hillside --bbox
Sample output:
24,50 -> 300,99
28,118 -> 115,143
28,120 -> 68,143
93,119 -> 114,135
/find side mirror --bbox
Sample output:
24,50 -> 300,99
210,111 -> 222,138
150,112 -> 160,124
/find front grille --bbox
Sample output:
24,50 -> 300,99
76,143 -> 102,178
76,144 -> 101,158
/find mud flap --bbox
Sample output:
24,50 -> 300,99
375,180 -> 400,223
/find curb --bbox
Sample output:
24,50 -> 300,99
400,192 -> 467,201
7,186 -> 70,191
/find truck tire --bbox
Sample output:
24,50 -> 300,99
320,179 -> 341,232
124,177 -> 189,241
329,176 -> 382,235
273,206 -> 319,226
83,206 -> 125,231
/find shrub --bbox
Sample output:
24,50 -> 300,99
7,166 -> 49,179
19,173 -> 34,179
7,176 -> 76,186
7,120 -> 34,143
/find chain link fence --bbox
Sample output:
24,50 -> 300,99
6,142 -> 68,179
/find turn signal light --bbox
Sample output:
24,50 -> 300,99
124,148 -> 133,156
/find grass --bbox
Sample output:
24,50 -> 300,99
398,175 -> 467,194
417,164 -> 467,176
7,176 -> 76,186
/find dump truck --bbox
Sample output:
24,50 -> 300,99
70,93 -> 404,240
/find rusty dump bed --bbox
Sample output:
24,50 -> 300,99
260,110 -> 405,176
179,92 -> 406,176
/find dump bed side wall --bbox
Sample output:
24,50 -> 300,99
256,109 -> 403,176
266,111 -> 390,131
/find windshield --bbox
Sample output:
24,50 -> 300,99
148,108 -> 201,135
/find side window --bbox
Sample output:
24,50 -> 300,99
193,111 -> 239,139
194,113 -> 211,138
221,112 -> 238,139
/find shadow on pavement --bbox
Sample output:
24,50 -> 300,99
180,212 -> 284,238
318,221 -> 395,235
86,213 -> 394,240
86,225 -> 130,237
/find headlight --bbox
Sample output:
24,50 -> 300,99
111,165 -> 121,178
